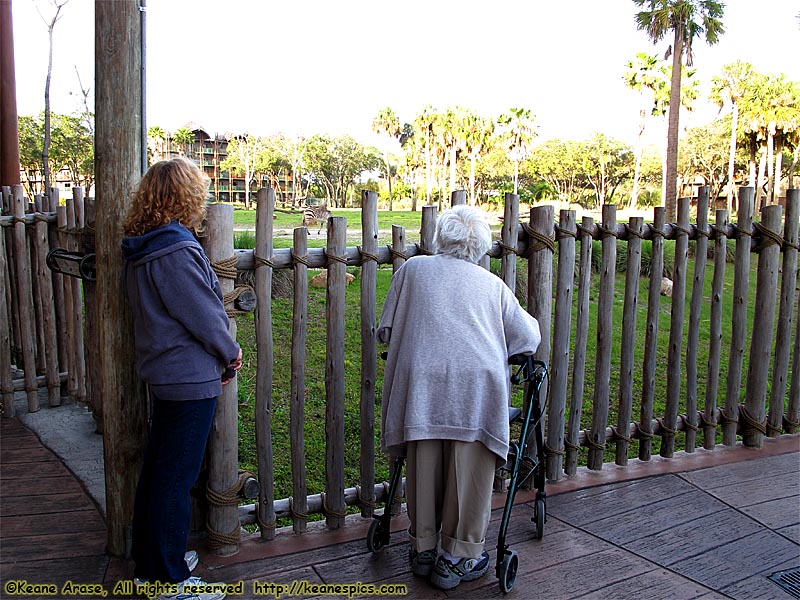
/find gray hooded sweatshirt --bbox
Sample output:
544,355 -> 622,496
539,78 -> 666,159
378,254 -> 541,465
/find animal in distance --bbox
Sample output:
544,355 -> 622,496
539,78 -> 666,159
302,204 -> 331,234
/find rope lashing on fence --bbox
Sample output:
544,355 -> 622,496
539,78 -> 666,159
738,403 -> 767,436
576,223 -> 595,239
648,223 -> 666,240
288,496 -> 308,520
386,244 -> 408,261
730,223 -> 753,241
497,241 -> 517,256
415,245 -> 436,256
355,484 -> 376,510
319,491 -> 348,519
719,409 -> 738,427
290,250 -> 309,267
356,246 -> 380,263
623,224 -> 644,240
679,414 -> 700,433
520,223 -> 555,259
673,225 -> 693,239
211,255 -> 255,316
554,224 -> 577,241
694,225 -> 711,239
582,429 -> 605,451
698,412 -> 717,430
752,221 -> 784,254
205,470 -> 255,548
563,438 -> 581,452
597,224 -> 618,240
253,254 -> 275,269
610,426 -> 632,444
633,422 -> 655,440
33,213 -> 51,224
255,503 -> 277,534
543,441 -> 565,456
323,249 -> 349,267
783,413 -> 800,432
656,417 -> 677,436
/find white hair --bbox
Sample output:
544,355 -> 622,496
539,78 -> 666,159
434,205 -> 492,263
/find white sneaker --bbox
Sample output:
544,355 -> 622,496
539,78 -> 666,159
157,577 -> 227,600
133,550 -> 200,585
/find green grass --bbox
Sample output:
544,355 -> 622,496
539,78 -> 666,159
231,217 -> 788,522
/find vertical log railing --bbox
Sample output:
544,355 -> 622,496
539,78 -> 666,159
2,184 -> 799,548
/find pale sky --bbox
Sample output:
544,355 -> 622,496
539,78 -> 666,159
10,0 -> 800,151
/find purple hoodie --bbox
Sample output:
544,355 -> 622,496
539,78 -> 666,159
121,221 -> 240,400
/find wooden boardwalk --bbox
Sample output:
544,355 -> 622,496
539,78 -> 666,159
1,417 -> 798,599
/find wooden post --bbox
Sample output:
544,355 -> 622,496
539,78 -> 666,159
587,205 -> 616,470
67,191 -> 86,406
0,221 -> 13,416
83,197 -> 101,430
662,198 -> 690,458
390,225 -> 406,273
685,188 -> 709,452
325,216 -> 347,529
255,188 -> 276,539
11,185 -> 37,411
48,193 -> 68,391
419,206 -> 437,254
704,209 -> 728,449
768,189 -> 798,436
565,216 -> 593,475
450,189 -> 466,206
639,208 -> 666,461
547,209 -> 575,479
0,0 -> 21,187
96,0 -> 147,558
723,187 -> 754,446
500,193 -> 519,293
33,207 -> 60,407
3,187 -> 22,369
57,205 -> 77,401
742,204 -> 783,448
615,216 -> 643,465
202,203 -> 240,555
789,275 -> 800,434
359,191 -> 378,518
290,226 -> 309,534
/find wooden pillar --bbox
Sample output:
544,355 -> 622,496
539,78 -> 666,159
202,203 -> 240,555
254,188 -> 275,539
743,204 -> 783,447
500,193 -> 519,293
547,209 -> 576,479
0,0 -> 20,186
587,205 -> 615,470
12,185 -> 37,411
95,0 -> 147,557
685,188 -> 709,452
289,226 -> 308,533
722,187 -> 754,446
0,220 -> 13,416
359,191 -> 378,518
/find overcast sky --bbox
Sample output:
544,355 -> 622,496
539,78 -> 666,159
11,0 -> 800,150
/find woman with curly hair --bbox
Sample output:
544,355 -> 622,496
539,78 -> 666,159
122,157 -> 241,600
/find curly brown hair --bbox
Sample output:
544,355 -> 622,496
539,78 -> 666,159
123,157 -> 211,237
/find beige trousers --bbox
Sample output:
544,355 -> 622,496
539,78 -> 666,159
405,439 -> 496,559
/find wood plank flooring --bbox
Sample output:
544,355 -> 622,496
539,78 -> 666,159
1,416 -> 798,600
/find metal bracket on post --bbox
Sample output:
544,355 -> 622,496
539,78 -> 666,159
46,248 -> 96,281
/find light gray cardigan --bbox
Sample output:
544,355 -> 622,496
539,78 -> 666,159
378,254 -> 541,465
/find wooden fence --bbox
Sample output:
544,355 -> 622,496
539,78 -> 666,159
1,183 -> 798,554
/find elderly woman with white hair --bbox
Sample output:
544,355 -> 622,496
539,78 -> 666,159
377,204 -> 541,590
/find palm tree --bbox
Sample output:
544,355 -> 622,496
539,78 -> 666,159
633,0 -> 725,208
710,61 -> 754,213
497,108 -> 537,194
173,127 -> 195,158
623,52 -> 664,208
147,125 -> 166,164
371,107 -> 401,210
414,106 -> 437,206
462,111 -> 495,205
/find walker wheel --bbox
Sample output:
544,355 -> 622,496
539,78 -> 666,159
366,518 -> 388,553
534,498 -> 545,540
498,550 -> 519,593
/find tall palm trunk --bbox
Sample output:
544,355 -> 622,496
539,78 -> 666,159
725,101 -> 739,213
384,148 -> 393,211
469,154 -> 477,206
765,125 -> 775,205
664,25 -> 684,207
630,108 -> 646,209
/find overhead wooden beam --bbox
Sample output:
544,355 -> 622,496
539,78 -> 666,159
0,0 -> 21,186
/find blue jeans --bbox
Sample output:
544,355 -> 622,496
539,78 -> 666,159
131,396 -> 216,583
